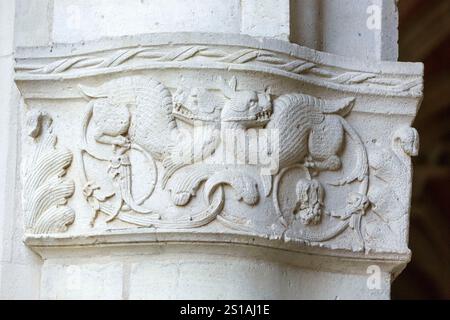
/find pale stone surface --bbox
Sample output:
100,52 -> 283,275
52,0 -> 241,43
2,0 -> 422,300
14,32 -> 422,299
126,248 -> 391,300
241,0 -> 290,40
14,0 -> 399,60
0,0 -> 15,266
0,0 -> 42,300
50,0 -> 292,43
41,261 -> 123,299
37,254 -> 390,300
291,0 -> 399,60
30,239 -> 394,299
14,0 -> 52,47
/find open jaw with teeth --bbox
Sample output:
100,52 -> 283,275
255,109 -> 272,122
222,109 -> 273,123
172,103 -> 218,123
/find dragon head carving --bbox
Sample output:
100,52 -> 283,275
218,76 -> 272,128
172,87 -> 222,124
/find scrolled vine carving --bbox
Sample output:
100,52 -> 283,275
70,74 -> 420,251
23,110 -> 75,234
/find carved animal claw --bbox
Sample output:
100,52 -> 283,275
83,181 -> 115,226
82,181 -> 100,198
112,136 -> 130,148
303,157 -> 320,177
304,156 -> 341,173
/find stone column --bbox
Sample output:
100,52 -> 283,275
0,0 -> 41,299
3,0 -> 422,299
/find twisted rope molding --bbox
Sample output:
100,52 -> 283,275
15,46 -> 422,95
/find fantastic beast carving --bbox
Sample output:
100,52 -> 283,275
77,75 -> 374,247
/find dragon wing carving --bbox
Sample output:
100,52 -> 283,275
263,94 -> 365,194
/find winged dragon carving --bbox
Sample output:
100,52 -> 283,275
77,75 -> 372,246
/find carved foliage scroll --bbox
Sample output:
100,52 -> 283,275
22,111 -> 75,234
73,75 -> 384,248
20,73 -> 418,250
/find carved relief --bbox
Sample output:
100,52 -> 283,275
16,87 -> 419,251
293,178 -> 324,225
23,111 -> 75,234
362,127 -> 419,248
15,34 -> 423,256
78,77 -> 225,228
16,45 -> 421,96
70,73 -> 389,249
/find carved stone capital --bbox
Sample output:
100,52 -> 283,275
15,33 -> 423,293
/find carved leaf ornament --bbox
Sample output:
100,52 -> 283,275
66,74 -> 383,248
23,111 -> 75,234
15,35 -> 421,256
